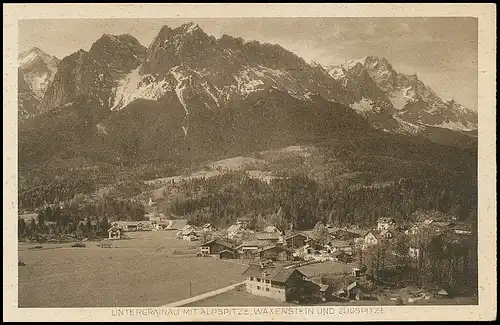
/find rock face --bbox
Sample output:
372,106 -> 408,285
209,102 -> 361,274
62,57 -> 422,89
18,47 -> 59,119
39,34 -> 148,115
326,56 -> 478,132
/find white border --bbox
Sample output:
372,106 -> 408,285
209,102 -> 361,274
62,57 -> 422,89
3,3 -> 496,322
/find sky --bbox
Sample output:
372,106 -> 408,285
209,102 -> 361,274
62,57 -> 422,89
19,18 -> 478,110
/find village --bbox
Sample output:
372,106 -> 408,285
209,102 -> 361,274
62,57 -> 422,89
100,209 -> 474,306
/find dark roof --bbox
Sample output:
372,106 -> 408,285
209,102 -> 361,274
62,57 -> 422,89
258,244 -> 294,253
237,240 -> 268,248
364,230 -> 382,240
219,249 -> 236,255
200,238 -> 234,249
311,277 -> 344,291
331,250 -> 348,257
378,217 -> 396,223
241,264 -> 305,283
284,233 -> 308,240
256,232 -> 281,240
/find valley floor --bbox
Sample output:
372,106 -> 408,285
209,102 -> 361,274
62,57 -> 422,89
18,231 -> 249,308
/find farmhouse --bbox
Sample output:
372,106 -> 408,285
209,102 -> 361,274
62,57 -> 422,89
112,221 -> 152,232
258,244 -> 294,261
263,225 -> 281,233
329,229 -> 362,241
326,240 -> 353,254
236,216 -> 252,229
284,233 -> 308,249
201,223 -> 217,232
242,264 -> 310,302
227,224 -> 244,239
453,223 -> 472,235
218,249 -> 237,260
377,217 -> 396,230
331,250 -> 353,263
236,240 -> 268,259
181,230 -> 198,241
200,239 -> 235,256
379,229 -> 396,239
256,232 -> 282,244
181,224 -> 197,232
362,231 -> 382,249
107,226 -> 121,240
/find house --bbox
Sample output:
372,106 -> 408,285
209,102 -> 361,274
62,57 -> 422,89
329,229 -> 362,241
256,232 -> 282,244
227,224 -> 244,239
409,246 -> 420,259
112,221 -> 152,232
331,250 -> 353,263
377,217 -> 396,230
219,249 -> 237,259
108,226 -> 121,240
182,230 -> 198,241
346,281 -> 364,300
284,233 -> 308,249
326,240 -> 353,254
202,223 -> 217,232
351,268 -> 362,277
242,264 -> 311,302
236,216 -> 253,229
362,231 -> 382,249
181,224 -> 197,232
18,213 -> 38,224
258,244 -> 294,261
236,240 -> 269,259
305,237 -> 326,251
453,223 -> 472,235
379,229 -> 396,240
263,225 -> 281,233
200,238 -> 235,256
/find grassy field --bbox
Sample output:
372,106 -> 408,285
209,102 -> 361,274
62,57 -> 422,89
18,231 -> 249,308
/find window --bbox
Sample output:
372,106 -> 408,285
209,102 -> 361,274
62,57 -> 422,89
250,277 -> 254,281
257,286 -> 261,290
265,280 -> 270,284
265,288 -> 270,292
257,278 -> 261,282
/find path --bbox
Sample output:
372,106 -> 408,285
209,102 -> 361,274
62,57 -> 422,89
160,281 -> 246,307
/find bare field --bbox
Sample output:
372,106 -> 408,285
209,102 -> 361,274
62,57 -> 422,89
18,231 -> 248,308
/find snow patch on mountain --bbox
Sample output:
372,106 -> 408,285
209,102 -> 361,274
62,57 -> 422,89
112,68 -> 172,110
350,97 -> 375,114
393,116 -> 425,135
425,120 -> 476,132
390,86 -> 415,110
170,66 -> 190,116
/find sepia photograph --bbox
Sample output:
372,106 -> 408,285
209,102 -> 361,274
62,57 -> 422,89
3,3 -> 496,322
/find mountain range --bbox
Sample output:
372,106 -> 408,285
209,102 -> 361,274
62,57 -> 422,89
18,22 -> 478,169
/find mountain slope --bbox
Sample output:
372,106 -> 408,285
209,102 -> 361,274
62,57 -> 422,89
326,56 -> 478,133
19,23 -> 478,171
18,47 -> 60,119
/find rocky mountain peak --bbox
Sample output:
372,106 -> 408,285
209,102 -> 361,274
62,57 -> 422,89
89,33 -> 147,72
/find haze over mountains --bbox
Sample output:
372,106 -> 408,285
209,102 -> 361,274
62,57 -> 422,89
18,22 -> 478,168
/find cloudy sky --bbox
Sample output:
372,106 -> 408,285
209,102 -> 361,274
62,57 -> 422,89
19,18 -> 478,110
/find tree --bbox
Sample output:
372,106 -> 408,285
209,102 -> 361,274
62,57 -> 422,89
312,221 -> 329,245
255,214 -> 267,230
37,212 -> 45,232
18,218 -> 26,239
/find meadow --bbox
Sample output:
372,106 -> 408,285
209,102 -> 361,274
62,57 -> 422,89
18,231 -> 249,307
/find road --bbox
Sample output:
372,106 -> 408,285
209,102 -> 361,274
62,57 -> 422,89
160,281 -> 246,307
